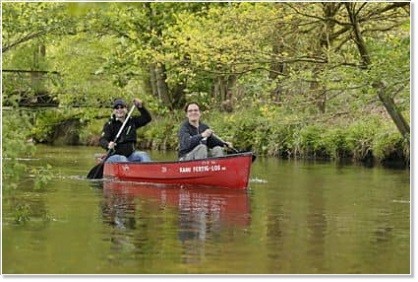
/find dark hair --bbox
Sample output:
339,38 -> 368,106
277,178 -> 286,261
184,101 -> 200,112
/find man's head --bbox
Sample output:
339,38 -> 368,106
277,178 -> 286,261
184,102 -> 201,123
113,99 -> 127,118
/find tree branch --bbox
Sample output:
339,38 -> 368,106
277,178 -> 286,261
2,30 -> 48,53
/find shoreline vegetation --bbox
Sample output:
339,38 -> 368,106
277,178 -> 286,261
4,105 -> 410,169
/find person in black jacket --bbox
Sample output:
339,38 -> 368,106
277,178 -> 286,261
99,98 -> 151,163
178,102 -> 231,161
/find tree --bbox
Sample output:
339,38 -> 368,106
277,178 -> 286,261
343,2 -> 410,140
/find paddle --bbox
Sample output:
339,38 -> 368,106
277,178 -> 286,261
87,104 -> 136,179
213,134 -> 257,162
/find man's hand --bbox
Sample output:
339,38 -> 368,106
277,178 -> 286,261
223,142 -> 233,148
108,141 -> 116,150
133,98 -> 143,108
202,129 -> 214,138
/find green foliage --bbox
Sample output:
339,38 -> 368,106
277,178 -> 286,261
373,127 -> 410,162
222,108 -> 263,150
265,122 -> 299,157
294,125 -> 328,158
3,109 -> 55,195
31,164 -> 54,190
48,34 -> 123,107
142,115 -> 182,151
2,110 -> 36,189
30,108 -> 84,143
3,109 -> 55,223
30,111 -> 56,142
345,118 -> 380,161
2,2 -> 75,52
321,128 -> 351,160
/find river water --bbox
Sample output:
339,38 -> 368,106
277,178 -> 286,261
2,145 -> 410,275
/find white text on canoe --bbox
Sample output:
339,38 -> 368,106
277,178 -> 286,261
179,165 -> 226,173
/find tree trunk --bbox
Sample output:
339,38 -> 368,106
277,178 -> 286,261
374,81 -> 410,140
269,24 -> 285,103
171,82 -> 186,109
148,64 -> 158,98
154,63 -> 170,107
31,44 -> 46,94
213,75 -> 237,110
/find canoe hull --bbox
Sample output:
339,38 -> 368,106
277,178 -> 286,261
103,152 -> 253,189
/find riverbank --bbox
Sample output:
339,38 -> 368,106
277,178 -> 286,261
80,106 -> 409,169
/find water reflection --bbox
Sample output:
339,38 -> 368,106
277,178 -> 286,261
306,181 -> 327,272
97,181 -> 251,263
101,187 -> 136,230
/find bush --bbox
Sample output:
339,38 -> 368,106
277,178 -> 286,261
293,124 -> 328,159
373,128 -> 409,163
345,118 -> 379,161
322,127 -> 352,160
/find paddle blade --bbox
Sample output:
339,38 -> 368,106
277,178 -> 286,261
87,163 -> 104,179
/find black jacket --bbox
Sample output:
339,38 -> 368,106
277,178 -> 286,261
178,120 -> 225,158
99,106 -> 151,157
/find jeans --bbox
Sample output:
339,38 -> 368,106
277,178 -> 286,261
106,151 -> 151,163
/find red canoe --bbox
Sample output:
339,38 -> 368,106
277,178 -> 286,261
103,152 -> 254,189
